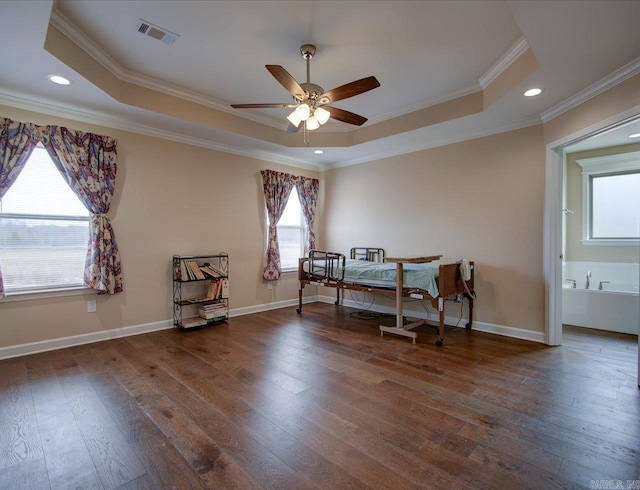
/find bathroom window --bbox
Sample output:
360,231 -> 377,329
590,171 -> 640,239
577,152 -> 640,245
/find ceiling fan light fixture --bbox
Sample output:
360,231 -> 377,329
306,115 -> 320,131
287,110 -> 302,127
315,107 -> 330,125
295,103 -> 311,121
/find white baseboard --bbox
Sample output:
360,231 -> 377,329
317,294 -> 545,344
0,297 -> 321,360
230,296 -> 318,317
0,319 -> 173,360
0,294 -> 543,360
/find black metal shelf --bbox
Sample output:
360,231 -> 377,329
172,253 -> 229,330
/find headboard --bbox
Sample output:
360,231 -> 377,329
350,247 -> 385,262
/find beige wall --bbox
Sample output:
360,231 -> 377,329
321,125 -> 546,333
0,105 -> 320,349
1,72 -> 639,353
565,143 -> 640,263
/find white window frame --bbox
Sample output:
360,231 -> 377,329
576,151 -> 640,246
0,145 -> 91,299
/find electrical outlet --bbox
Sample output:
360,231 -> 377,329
267,281 -> 273,290
87,300 -> 96,313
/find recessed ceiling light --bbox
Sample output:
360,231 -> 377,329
524,88 -> 542,97
48,75 -> 71,85
629,133 -> 640,139
314,149 -> 324,154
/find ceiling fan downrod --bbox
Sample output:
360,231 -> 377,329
300,44 -> 315,86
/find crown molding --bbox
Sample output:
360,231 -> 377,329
0,88 -> 546,173
541,56 -> 640,123
576,151 -> 640,171
49,9 -> 285,130
366,84 -> 482,125
321,115 -> 542,171
365,36 -> 527,126
479,37 -> 529,89
0,91 -> 319,171
0,89 -> 544,173
48,9 -> 496,132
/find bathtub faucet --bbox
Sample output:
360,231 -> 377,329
599,281 -> 610,290
566,279 -> 576,288
586,271 -> 591,289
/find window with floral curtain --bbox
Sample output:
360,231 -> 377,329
261,169 -> 294,280
0,117 -> 123,297
260,169 -> 319,280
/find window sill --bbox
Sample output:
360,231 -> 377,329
1,286 -> 93,303
582,239 -> 640,246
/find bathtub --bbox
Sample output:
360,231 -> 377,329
562,261 -> 639,335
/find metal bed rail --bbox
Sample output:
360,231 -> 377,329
307,249 -> 346,282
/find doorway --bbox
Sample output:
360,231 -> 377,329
545,110 -> 640,385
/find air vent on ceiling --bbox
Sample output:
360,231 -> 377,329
136,19 -> 179,45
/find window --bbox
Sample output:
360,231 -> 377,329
0,144 -> 90,293
590,171 -> 640,239
577,152 -> 640,245
273,186 -> 306,271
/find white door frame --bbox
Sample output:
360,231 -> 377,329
544,105 -> 640,384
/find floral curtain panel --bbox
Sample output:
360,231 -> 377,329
0,119 -> 39,298
261,169 -> 294,280
38,125 -> 122,294
0,117 -> 122,296
295,176 -> 319,253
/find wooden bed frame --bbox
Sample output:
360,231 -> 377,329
297,248 -> 475,346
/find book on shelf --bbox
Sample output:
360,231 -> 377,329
198,311 -> 228,320
198,302 -> 228,320
187,261 -> 206,280
204,281 -> 216,300
178,260 -> 190,280
200,264 -> 223,278
180,316 -> 208,329
182,281 -> 224,304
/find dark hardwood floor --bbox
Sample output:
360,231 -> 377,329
1,302 -> 638,489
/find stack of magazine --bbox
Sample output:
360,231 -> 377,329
198,300 -> 228,320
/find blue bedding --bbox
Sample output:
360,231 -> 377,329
343,259 -> 439,297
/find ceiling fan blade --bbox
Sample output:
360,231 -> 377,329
266,65 -> 306,100
321,76 -> 380,104
231,103 -> 294,109
326,106 -> 368,126
286,123 -> 302,134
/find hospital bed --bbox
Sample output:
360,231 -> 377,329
297,247 -> 475,346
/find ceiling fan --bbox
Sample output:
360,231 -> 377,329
231,44 -> 380,133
